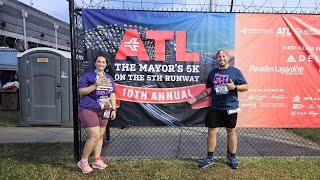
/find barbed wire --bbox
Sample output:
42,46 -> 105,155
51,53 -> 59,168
74,0 -> 320,14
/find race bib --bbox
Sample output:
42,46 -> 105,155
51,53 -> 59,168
97,97 -> 111,110
215,85 -> 228,95
227,108 -> 241,115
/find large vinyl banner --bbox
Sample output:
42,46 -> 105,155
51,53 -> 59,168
82,9 -> 320,128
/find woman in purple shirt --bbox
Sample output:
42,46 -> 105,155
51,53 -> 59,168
77,55 -> 116,173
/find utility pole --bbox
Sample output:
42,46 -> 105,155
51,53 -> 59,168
210,0 -> 220,12
21,10 -> 28,50
54,23 -> 59,49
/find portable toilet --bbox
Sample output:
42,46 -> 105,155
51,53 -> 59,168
18,47 -> 73,126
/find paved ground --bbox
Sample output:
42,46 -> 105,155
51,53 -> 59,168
0,127 -> 319,159
0,127 -> 73,143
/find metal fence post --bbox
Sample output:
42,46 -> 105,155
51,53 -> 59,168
68,0 -> 80,162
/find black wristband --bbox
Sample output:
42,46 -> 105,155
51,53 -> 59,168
234,86 -> 237,91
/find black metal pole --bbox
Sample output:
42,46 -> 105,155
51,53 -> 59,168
68,0 -> 80,162
230,0 -> 234,12
104,125 -> 110,143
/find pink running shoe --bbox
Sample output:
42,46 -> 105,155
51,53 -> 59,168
92,157 -> 108,169
77,160 -> 93,173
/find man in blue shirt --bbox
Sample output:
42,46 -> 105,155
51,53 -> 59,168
188,49 -> 248,169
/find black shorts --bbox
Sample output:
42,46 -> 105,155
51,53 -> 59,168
205,109 -> 238,128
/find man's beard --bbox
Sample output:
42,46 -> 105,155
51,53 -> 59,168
219,64 -> 229,69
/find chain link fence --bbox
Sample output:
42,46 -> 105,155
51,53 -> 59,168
70,0 -> 320,160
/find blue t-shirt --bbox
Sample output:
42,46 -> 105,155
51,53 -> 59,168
206,67 -> 247,110
78,71 -> 115,111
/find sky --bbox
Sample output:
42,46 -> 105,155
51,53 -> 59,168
18,0 -> 69,22
18,0 -> 318,23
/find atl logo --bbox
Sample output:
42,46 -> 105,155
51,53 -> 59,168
116,29 -> 200,62
124,38 -> 139,52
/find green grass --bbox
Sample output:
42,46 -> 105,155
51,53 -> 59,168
0,110 -> 19,126
291,129 -> 320,143
0,143 -> 319,179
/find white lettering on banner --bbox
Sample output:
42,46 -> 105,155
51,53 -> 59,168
291,111 -> 307,117
248,65 -> 304,75
248,88 -> 285,93
115,63 -> 136,72
115,62 -> 201,82
293,103 -> 305,110
271,94 -> 286,101
277,27 -> 292,36
260,103 -> 286,108
115,73 -> 200,82
287,54 -> 320,63
264,88 -> 285,93
164,75 -> 200,82
240,27 -> 274,35
283,45 -> 316,51
150,89 -> 192,101
293,96 -> 301,102
186,65 -> 200,73
249,65 -> 274,72
115,74 -> 126,81
128,74 -> 144,81
307,104 -> 316,109
276,27 -> 320,36
304,97 -> 313,101
248,95 -> 267,101
309,111 -> 319,117
275,65 -> 304,75
138,64 -> 183,73
122,88 -> 148,101
146,75 -> 163,81
122,87 -> 194,102
241,102 -> 257,109
304,29 -> 320,35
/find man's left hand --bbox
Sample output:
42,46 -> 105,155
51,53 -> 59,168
226,79 -> 237,90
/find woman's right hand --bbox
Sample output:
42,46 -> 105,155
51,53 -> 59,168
95,78 -> 105,87
110,110 -> 116,120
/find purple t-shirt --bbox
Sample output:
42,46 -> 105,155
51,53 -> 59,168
78,71 -> 115,111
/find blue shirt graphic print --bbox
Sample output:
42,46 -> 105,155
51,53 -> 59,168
206,67 -> 247,110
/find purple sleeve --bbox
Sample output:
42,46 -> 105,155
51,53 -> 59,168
78,74 -> 88,89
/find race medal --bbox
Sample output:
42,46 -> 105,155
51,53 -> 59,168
96,73 -> 112,91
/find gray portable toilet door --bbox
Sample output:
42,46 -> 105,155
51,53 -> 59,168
28,53 -> 62,125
